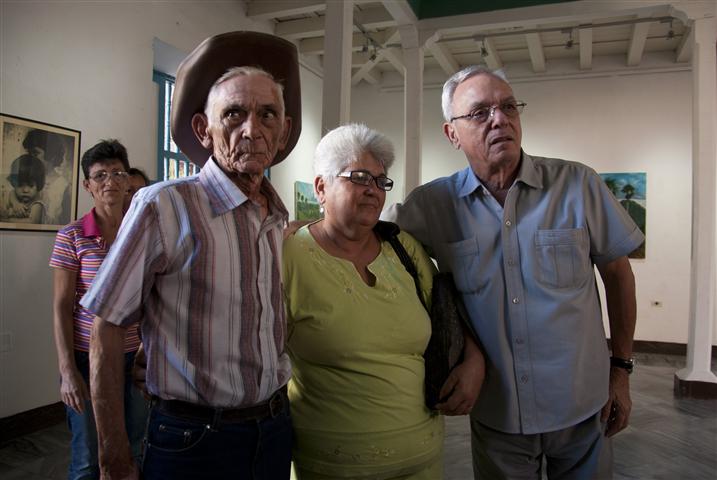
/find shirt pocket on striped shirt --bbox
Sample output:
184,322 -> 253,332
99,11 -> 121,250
534,228 -> 591,289
440,236 -> 487,294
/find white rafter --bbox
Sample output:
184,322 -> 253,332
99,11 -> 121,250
351,28 -> 401,85
627,21 -> 651,66
675,25 -> 693,63
426,36 -> 460,76
525,32 -> 546,73
275,5 -> 395,40
247,0 -> 325,20
380,0 -> 417,25
579,27 -> 593,70
476,37 -> 503,70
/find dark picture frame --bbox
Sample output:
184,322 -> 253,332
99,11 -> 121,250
0,114 -> 80,231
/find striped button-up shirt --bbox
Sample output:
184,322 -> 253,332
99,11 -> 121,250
49,209 -> 141,353
81,158 -> 290,407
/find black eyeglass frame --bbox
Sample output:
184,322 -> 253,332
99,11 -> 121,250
450,101 -> 527,123
336,170 -> 394,192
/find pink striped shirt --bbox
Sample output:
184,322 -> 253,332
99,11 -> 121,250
49,209 -> 141,353
81,158 -> 290,407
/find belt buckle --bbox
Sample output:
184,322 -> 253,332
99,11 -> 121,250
268,389 -> 284,418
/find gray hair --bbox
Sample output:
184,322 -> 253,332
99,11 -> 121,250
204,66 -> 285,118
441,65 -> 509,121
314,124 -> 394,181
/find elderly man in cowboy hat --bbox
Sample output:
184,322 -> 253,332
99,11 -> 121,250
82,32 -> 301,479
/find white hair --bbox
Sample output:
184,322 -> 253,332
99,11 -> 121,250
204,66 -> 285,118
441,65 -> 509,121
314,124 -> 394,181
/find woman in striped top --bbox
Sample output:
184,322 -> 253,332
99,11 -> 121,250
49,139 -> 147,480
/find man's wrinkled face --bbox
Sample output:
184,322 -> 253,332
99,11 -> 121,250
203,74 -> 291,177
444,74 -> 522,172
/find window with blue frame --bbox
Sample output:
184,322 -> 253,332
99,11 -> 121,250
153,70 -> 199,180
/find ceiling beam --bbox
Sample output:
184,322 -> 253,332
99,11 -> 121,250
247,0 -> 324,20
382,47 -> 405,74
426,36 -> 460,76
275,5 -> 395,40
525,33 -> 546,73
352,52 -> 384,85
350,29 -> 401,85
675,26 -> 693,63
417,1 -> 672,37
475,37 -> 502,71
381,0 -> 417,25
275,16 -> 324,40
300,30 -> 393,55
627,21 -> 651,66
579,27 -> 593,69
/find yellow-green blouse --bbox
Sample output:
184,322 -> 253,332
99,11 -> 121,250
283,225 -> 443,479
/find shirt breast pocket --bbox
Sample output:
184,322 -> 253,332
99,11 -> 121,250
440,236 -> 486,294
534,228 -> 591,289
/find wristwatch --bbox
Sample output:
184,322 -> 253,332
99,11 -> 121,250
610,356 -> 634,374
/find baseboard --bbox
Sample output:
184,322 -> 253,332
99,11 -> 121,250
609,339 -> 717,358
0,401 -> 65,445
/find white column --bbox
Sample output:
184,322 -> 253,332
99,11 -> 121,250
321,0 -> 353,133
676,16 -> 717,386
399,25 -> 423,197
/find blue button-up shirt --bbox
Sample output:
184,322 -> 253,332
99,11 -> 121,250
383,152 -> 644,434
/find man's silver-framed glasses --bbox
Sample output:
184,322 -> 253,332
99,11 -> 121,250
337,170 -> 394,191
450,101 -> 526,123
89,171 -> 130,183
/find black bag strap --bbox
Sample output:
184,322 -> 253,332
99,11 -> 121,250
374,221 -> 427,310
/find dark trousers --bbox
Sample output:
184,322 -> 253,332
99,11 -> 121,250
141,398 -> 292,480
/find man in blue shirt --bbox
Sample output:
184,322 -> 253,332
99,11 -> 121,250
384,65 -> 643,479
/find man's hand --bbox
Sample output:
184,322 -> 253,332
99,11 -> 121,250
601,368 -> 632,437
60,368 -> 90,414
436,352 -> 485,416
99,459 -> 140,480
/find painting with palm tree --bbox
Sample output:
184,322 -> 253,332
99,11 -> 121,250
294,180 -> 321,221
599,172 -> 646,259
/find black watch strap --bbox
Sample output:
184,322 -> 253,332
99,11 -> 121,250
610,356 -> 634,374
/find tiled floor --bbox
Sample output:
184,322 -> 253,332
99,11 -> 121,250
0,354 -> 715,479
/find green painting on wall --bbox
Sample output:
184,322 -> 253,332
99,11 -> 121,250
600,172 -> 646,259
294,180 -> 321,221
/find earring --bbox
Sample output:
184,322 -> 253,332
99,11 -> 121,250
319,205 -> 325,214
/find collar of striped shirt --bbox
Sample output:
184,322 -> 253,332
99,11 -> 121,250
199,157 -> 288,220
80,208 -> 102,238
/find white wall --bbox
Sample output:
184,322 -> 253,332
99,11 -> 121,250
0,0 -> 706,418
351,70 -> 700,347
0,0 -> 324,418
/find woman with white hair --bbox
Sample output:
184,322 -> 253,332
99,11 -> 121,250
283,124 -> 444,479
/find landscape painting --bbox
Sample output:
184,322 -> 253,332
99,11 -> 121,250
294,180 -> 321,221
600,172 -> 646,259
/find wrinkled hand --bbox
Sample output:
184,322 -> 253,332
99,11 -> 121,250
436,354 -> 485,416
601,368 -> 632,437
132,345 -> 150,400
60,369 -> 90,414
99,457 -> 140,480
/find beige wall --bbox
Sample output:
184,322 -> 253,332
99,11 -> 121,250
350,70 -> 696,346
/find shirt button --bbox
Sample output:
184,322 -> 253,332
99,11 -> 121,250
521,375 -> 529,383
512,297 -> 519,304
507,259 -> 515,266
505,220 -> 512,226
516,338 -> 524,345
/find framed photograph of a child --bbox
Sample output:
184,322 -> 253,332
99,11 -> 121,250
0,114 -> 80,231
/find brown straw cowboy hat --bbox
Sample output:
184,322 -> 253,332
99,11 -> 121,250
171,31 -> 301,167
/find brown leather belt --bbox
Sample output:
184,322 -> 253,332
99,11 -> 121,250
153,385 -> 287,424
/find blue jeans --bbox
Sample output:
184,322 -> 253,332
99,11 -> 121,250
141,397 -> 292,480
66,350 -> 149,480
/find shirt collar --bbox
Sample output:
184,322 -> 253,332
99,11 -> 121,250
80,208 -> 101,238
457,150 -> 543,198
199,156 -> 288,220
